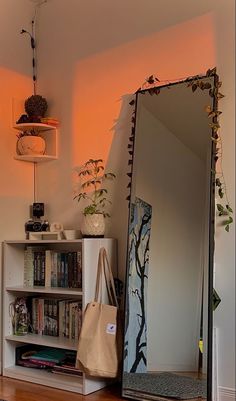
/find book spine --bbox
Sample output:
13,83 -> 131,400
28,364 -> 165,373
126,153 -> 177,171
72,252 -> 77,288
44,299 -> 48,335
59,300 -> 66,337
52,299 -> 59,337
40,251 -> 46,286
48,299 -> 53,336
29,358 -> 56,367
51,251 -> 58,287
32,298 -> 39,334
60,253 -> 65,288
45,250 -> 52,287
64,253 -> 68,288
23,247 -> 34,287
67,252 -> 73,288
57,253 -> 61,287
77,251 -> 82,288
38,298 -> 44,335
65,301 -> 70,338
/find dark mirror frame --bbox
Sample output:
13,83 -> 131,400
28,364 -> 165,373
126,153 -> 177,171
122,70 -> 221,401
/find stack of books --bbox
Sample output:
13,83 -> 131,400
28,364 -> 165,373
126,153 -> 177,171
24,247 -> 82,288
16,345 -> 82,377
41,117 -> 60,127
30,297 -> 82,339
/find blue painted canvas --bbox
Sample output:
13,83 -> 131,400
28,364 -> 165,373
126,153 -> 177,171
124,197 -> 152,373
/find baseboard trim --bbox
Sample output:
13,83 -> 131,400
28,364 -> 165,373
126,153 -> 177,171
218,386 -> 236,401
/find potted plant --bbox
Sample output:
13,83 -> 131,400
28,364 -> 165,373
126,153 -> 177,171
74,159 -> 116,237
16,129 -> 46,156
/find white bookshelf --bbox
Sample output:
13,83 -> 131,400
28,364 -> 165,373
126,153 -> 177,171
2,238 -> 117,395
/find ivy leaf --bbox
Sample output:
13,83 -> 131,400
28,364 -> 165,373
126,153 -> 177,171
148,87 -> 156,96
147,75 -> 155,84
192,84 -> 198,92
104,172 -> 116,179
225,224 -> 230,232
217,204 -> 224,212
217,92 -> 225,99
226,204 -> 233,213
203,82 -> 212,89
215,178 -> 221,187
219,188 -> 224,198
209,89 -> 215,97
206,67 -> 217,77
209,122 -> 220,131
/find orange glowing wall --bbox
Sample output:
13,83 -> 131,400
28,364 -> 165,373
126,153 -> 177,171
72,13 -> 215,167
0,67 -> 33,238
36,12 -> 216,232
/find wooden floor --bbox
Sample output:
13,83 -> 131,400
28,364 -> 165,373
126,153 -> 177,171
0,378 -> 123,401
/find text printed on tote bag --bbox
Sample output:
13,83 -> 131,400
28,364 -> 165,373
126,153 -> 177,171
106,323 -> 116,335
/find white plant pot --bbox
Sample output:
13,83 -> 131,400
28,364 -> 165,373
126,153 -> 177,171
81,214 -> 105,237
17,136 -> 46,155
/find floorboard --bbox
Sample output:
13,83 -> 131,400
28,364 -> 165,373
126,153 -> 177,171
0,378 -> 123,401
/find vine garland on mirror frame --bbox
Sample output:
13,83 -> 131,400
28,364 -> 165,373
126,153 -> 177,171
127,67 -> 233,232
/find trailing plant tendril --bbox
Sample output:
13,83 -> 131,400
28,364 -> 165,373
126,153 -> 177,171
128,68 -> 233,232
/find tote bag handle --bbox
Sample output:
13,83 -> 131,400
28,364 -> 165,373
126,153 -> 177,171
94,247 -> 118,307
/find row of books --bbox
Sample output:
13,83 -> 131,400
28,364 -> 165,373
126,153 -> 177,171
30,297 -> 82,339
16,345 -> 82,377
24,247 -> 82,288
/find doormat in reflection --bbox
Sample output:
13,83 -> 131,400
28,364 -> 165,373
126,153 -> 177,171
123,372 -> 207,399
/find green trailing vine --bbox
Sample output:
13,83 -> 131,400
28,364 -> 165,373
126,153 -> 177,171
128,68 -> 233,232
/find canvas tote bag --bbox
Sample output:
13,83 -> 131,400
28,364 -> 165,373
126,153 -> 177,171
76,247 -> 119,378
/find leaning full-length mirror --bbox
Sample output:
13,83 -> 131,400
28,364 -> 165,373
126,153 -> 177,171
122,74 -> 216,401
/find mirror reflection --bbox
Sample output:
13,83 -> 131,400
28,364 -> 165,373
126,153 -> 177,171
123,76 -> 215,401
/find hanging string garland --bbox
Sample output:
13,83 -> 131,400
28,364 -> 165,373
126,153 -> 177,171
21,18 -> 36,94
18,2 -> 48,124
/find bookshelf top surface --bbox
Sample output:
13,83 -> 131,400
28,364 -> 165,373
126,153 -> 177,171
3,238 -> 114,244
6,286 -> 83,296
5,334 -> 79,351
4,239 -> 83,244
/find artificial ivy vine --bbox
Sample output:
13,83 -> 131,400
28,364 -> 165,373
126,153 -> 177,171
127,68 -> 233,232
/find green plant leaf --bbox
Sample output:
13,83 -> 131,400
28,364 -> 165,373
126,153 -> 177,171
218,188 -> 224,198
217,204 -> 224,212
215,178 -> 221,187
104,172 -> 116,179
225,224 -> 230,232
226,204 -> 233,213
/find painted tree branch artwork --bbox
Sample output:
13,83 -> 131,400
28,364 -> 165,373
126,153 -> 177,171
124,197 -> 152,373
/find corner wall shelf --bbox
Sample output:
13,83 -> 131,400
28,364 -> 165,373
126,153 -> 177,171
14,123 -> 58,163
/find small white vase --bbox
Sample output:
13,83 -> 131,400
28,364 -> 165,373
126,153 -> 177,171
17,136 -> 46,155
81,214 -> 105,237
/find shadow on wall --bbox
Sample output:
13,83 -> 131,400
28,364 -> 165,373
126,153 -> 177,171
37,12 -> 215,280
106,94 -> 134,282
0,67 -> 34,242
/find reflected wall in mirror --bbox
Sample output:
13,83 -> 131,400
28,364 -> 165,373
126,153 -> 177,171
122,72 -> 219,401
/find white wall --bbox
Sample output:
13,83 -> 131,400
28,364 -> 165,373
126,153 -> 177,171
5,0 -> 232,395
0,0 -> 36,240
133,103 -> 206,372
0,0 -> 36,372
